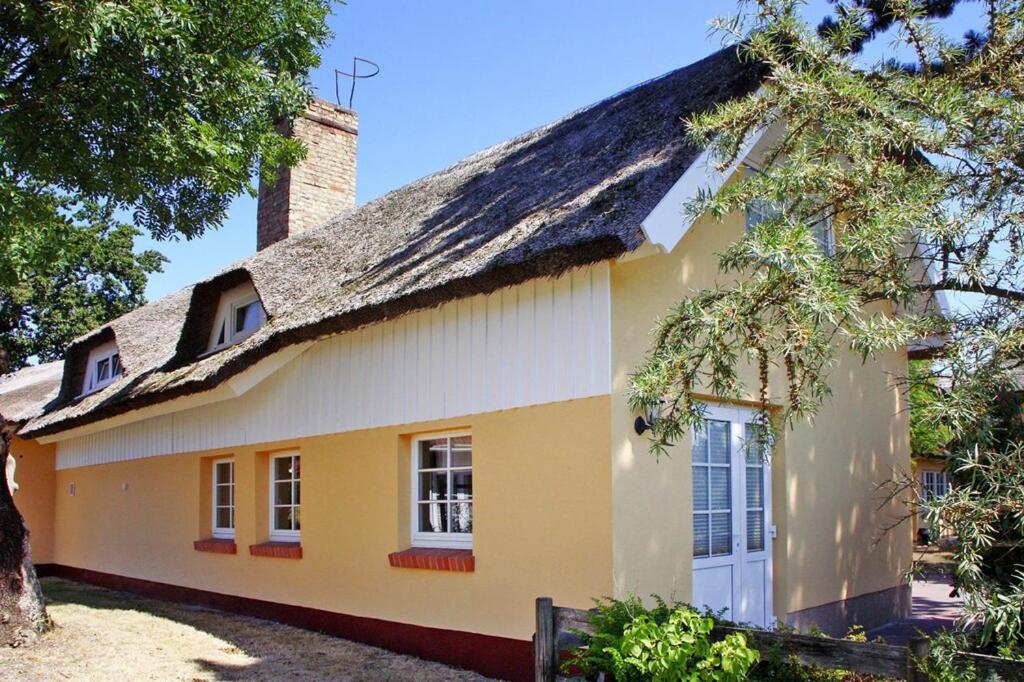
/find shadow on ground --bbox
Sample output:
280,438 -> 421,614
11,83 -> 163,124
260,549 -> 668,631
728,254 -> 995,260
40,578 -> 489,681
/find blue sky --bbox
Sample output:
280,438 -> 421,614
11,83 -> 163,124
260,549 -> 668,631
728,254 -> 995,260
137,0 -> 984,300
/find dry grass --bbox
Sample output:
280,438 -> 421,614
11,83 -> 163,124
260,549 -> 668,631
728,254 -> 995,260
0,578 -> 497,681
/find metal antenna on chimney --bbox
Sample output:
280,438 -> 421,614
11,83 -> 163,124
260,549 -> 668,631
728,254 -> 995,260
335,57 -> 380,109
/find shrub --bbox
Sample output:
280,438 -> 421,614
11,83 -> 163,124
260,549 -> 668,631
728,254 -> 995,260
565,595 -> 759,681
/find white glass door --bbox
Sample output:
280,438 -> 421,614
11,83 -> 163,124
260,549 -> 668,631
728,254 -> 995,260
691,404 -> 774,627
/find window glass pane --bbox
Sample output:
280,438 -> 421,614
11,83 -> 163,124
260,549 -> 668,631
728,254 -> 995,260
419,472 -> 447,501
744,166 -> 781,232
234,301 -> 262,335
693,514 -> 710,557
451,471 -> 472,500
418,439 -> 447,469
293,506 -> 300,531
419,502 -> 447,533
274,506 -> 294,531
293,480 -> 300,505
274,481 -> 292,506
710,468 -> 731,510
216,485 -> 232,507
746,467 -> 763,508
692,466 -> 708,511
743,423 -> 766,464
215,461 -> 232,484
111,354 -> 122,377
692,425 -> 708,463
812,219 -> 835,256
747,510 -> 764,551
216,322 -> 226,347
708,421 -> 730,464
450,502 -> 472,533
96,358 -> 110,381
274,456 -> 297,481
216,507 -> 232,529
711,512 -> 732,556
451,444 -> 472,468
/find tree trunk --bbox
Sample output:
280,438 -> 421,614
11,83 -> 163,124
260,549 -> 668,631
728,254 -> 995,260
0,415 -> 50,646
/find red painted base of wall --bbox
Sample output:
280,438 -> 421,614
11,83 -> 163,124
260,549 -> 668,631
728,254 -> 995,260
33,563 -> 532,681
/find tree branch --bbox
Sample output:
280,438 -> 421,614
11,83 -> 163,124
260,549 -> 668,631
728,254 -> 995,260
927,279 -> 1024,302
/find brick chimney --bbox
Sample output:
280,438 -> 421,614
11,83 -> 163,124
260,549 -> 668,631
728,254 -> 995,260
256,99 -> 358,250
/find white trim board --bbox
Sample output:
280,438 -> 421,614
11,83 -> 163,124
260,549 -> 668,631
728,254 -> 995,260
640,124 -> 770,253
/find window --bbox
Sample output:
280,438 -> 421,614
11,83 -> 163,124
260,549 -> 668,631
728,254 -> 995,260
208,284 -> 266,353
921,470 -> 949,501
744,165 -> 780,232
412,434 -> 472,548
81,344 -> 123,396
692,420 -> 732,558
270,453 -> 300,541
212,459 -> 235,539
744,165 -> 835,256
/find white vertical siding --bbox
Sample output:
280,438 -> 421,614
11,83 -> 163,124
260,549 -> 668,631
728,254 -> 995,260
56,263 -> 613,469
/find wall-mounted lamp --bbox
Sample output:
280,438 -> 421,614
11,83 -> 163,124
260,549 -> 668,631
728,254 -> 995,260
634,415 -> 653,435
634,402 -> 663,436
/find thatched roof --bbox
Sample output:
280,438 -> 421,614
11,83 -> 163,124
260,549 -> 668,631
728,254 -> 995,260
22,47 -> 763,438
0,361 -> 64,429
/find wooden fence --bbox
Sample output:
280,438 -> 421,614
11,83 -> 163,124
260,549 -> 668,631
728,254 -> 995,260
534,597 -> 1024,681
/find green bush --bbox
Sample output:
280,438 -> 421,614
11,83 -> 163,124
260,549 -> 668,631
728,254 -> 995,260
748,625 -> 876,681
565,595 -> 759,681
920,630 -> 1024,682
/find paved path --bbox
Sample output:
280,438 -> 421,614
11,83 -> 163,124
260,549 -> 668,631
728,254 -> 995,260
868,577 -> 963,645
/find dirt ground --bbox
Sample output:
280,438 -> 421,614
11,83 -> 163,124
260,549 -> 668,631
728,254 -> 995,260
0,578 -> 496,681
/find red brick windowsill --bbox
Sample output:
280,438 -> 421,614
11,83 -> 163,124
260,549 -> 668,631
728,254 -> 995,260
249,542 -> 302,559
194,538 -> 237,554
388,548 -> 474,572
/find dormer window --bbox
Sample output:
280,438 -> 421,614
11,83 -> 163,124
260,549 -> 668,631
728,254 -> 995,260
208,283 -> 267,353
81,342 -> 123,396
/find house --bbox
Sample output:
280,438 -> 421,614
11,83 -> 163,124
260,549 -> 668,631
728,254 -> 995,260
2,47 -> 917,681
913,454 -> 951,544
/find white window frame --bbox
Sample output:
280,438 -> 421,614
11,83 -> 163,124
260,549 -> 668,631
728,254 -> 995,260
211,458 -> 235,539
80,343 -> 123,396
269,452 -> 300,542
410,431 -> 473,549
207,285 -> 267,354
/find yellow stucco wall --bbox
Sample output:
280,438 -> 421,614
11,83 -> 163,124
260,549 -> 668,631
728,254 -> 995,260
610,203 -> 912,619
9,435 -> 56,564
52,396 -> 612,641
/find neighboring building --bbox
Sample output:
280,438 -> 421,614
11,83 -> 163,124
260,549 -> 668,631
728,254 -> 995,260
3,48 -> 920,680
913,455 -> 951,543
0,361 -> 63,568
